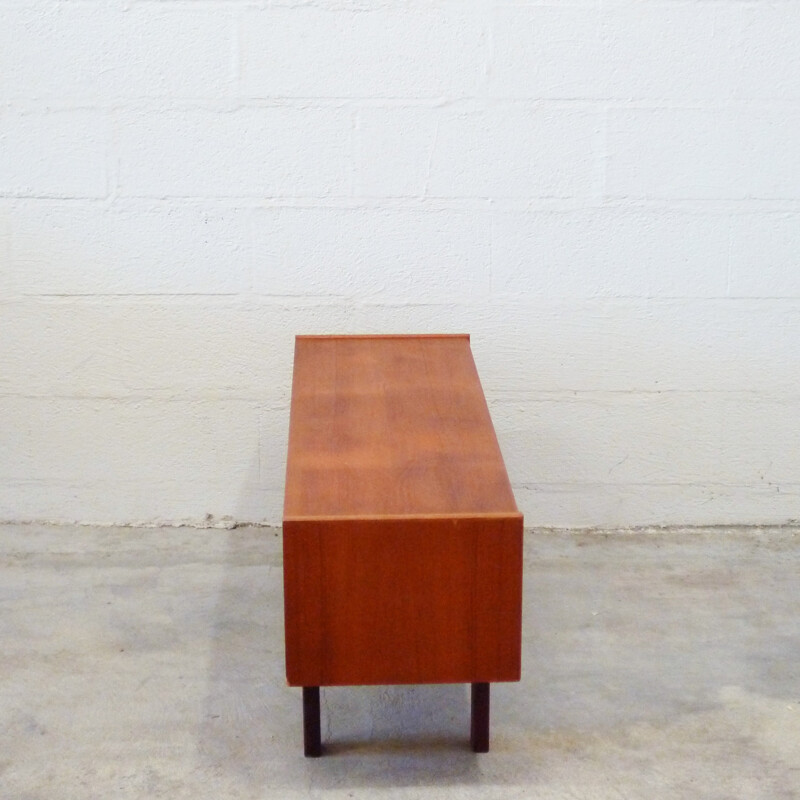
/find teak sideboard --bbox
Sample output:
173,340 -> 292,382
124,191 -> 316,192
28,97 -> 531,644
282,334 -> 523,755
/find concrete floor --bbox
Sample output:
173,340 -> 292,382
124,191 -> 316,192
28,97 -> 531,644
1,525 -> 798,800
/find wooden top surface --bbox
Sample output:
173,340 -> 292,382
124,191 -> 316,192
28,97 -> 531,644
283,334 -> 519,520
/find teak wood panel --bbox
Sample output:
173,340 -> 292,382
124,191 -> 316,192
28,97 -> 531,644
283,335 -> 518,519
284,515 -> 523,687
283,334 -> 523,688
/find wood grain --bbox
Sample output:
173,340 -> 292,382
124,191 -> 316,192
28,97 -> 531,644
283,334 -> 523,688
284,515 -> 522,686
283,334 -> 518,519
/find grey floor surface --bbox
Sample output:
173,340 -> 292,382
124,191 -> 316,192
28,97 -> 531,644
1,524 -> 799,799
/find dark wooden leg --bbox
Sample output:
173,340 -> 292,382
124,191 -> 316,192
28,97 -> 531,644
470,682 -> 490,753
303,686 -> 322,757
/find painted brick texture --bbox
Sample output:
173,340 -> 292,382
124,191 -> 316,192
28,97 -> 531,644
2,0 -> 799,527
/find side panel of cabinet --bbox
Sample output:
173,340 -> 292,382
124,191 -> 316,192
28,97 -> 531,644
283,516 -> 522,687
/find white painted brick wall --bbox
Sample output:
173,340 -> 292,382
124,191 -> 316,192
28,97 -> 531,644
240,6 -> 483,98
608,109 -> 800,200
491,211 -> 730,298
0,111 -> 109,198
0,5 -> 235,104
2,0 -> 800,527
250,208 -> 491,301
117,109 -> 353,198
356,106 -> 604,199
729,214 -> 800,297
7,201 -> 251,295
